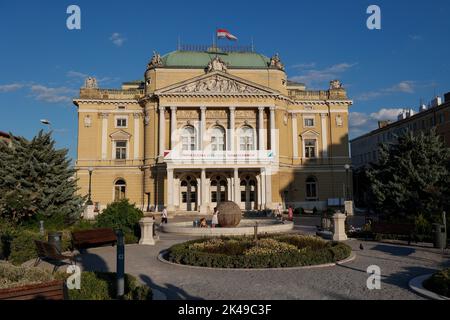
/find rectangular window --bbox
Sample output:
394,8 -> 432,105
116,118 -> 127,128
115,140 -> 127,160
306,183 -> 317,199
304,139 -> 316,158
304,118 -> 315,127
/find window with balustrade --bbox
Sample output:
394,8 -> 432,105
239,126 -> 255,151
181,126 -> 196,151
211,126 -> 226,151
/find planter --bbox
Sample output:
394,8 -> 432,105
0,280 -> 65,300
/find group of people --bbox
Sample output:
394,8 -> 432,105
198,207 -> 220,228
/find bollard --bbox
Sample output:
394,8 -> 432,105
254,222 -> 259,241
39,221 -> 45,236
116,230 -> 125,299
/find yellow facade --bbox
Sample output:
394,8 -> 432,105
74,49 -> 353,214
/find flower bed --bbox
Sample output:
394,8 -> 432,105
167,234 -> 352,268
423,268 -> 450,298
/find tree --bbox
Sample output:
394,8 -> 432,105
366,129 -> 450,222
0,130 -> 85,226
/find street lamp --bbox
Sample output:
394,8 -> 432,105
87,167 -> 94,205
344,164 -> 351,201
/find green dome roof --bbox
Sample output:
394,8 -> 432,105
161,50 -> 271,69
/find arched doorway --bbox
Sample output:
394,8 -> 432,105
210,175 -> 228,208
240,175 -> 257,210
180,175 -> 197,211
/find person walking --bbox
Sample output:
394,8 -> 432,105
288,205 -> 294,221
161,207 -> 168,224
276,203 -> 283,220
212,207 -> 219,228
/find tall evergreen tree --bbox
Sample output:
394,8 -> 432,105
0,130 -> 85,226
366,129 -> 450,222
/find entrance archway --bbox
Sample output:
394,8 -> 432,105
240,175 -> 257,210
210,175 -> 228,208
180,175 -> 197,211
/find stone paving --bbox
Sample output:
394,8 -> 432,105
29,215 -> 450,300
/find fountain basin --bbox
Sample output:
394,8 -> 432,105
159,219 -> 294,236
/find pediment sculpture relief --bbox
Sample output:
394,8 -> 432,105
174,75 -> 264,94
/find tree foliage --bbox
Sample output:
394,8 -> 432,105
366,129 -> 450,222
0,130 -> 85,226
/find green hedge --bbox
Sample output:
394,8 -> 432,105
168,235 -> 352,268
67,271 -> 152,300
0,261 -> 55,289
423,268 -> 450,298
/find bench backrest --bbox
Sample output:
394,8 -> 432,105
72,228 -> 117,244
35,240 -> 62,259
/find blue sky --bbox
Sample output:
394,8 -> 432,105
1,0 -> 449,161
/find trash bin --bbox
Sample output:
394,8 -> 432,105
432,223 -> 447,249
48,232 -> 63,252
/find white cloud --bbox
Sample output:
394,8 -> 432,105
29,85 -> 76,103
355,81 -> 416,101
0,83 -> 24,92
289,62 -> 357,87
67,70 -> 89,79
110,33 -> 126,47
409,34 -> 423,41
349,108 -> 404,138
291,62 -> 316,70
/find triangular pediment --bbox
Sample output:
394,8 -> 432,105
300,129 -> 320,138
110,130 -> 131,140
154,71 -> 279,96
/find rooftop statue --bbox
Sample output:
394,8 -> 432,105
84,77 -> 98,89
269,53 -> 285,71
147,51 -> 163,69
206,56 -> 228,73
330,80 -> 343,90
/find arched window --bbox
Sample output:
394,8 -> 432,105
211,175 -> 227,203
114,179 -> 126,201
181,126 -> 196,151
211,126 -> 226,151
306,176 -> 317,200
239,126 -> 254,151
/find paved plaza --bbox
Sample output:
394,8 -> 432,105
66,216 -> 450,300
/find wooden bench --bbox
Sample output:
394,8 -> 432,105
71,228 -> 117,252
34,240 -> 76,273
0,280 -> 65,300
371,222 -> 415,245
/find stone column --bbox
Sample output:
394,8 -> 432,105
139,217 -> 156,246
159,106 -> 166,158
234,168 -> 240,205
200,168 -> 208,214
258,107 -> 265,151
229,106 -> 236,152
167,168 -> 174,212
262,167 -> 272,209
260,168 -> 266,209
270,107 -> 276,153
332,211 -> 348,241
101,113 -> 109,160
321,113 -> 328,158
170,106 -> 177,151
292,113 -> 298,159
133,113 -> 140,160
200,106 -> 207,150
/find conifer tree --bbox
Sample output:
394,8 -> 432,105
366,129 -> 450,222
0,130 -> 85,226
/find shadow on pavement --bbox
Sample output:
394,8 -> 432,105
139,274 -> 204,300
76,251 -> 110,273
371,244 -> 416,256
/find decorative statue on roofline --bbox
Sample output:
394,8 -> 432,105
269,53 -> 285,71
330,80 -> 343,90
147,51 -> 163,69
84,77 -> 98,89
206,56 -> 228,73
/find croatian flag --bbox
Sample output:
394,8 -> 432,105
217,29 -> 238,41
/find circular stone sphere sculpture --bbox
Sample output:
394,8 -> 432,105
217,201 -> 242,228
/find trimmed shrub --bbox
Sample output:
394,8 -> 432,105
168,235 -> 352,268
67,271 -> 152,300
95,199 -> 143,244
0,261 -> 55,289
423,268 -> 450,298
9,230 -> 45,265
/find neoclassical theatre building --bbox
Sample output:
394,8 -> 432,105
74,46 -> 353,214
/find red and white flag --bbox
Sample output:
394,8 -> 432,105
217,29 -> 238,41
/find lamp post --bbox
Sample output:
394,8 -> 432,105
344,164 -> 351,201
87,167 -> 94,205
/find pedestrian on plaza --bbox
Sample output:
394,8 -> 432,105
288,205 -> 293,221
161,206 -> 168,224
212,207 -> 219,228
276,203 -> 283,219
